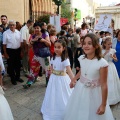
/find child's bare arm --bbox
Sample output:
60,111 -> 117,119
97,66 -> 108,115
66,66 -> 74,80
112,54 -> 118,62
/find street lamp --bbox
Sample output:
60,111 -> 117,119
53,0 -> 62,14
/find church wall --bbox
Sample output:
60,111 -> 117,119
0,0 -> 55,24
95,6 -> 120,29
0,0 -> 28,24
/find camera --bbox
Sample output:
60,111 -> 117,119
38,37 -> 42,41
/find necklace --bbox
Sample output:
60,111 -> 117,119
84,56 -> 95,76
87,55 -> 95,60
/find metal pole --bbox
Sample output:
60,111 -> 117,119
75,13 -> 77,27
58,5 -> 60,14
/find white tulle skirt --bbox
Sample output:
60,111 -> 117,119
107,62 -> 120,105
0,87 -> 14,120
41,74 -> 73,120
64,80 -> 114,120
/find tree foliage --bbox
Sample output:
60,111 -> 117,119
61,2 -> 71,22
37,15 -> 50,24
52,0 -> 72,22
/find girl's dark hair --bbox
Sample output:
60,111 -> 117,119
53,39 -> 68,61
81,23 -> 87,29
102,36 -> 112,49
116,30 -> 120,38
76,28 -> 81,34
82,33 -> 102,60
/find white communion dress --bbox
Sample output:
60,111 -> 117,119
102,48 -> 120,105
41,57 -> 73,120
0,53 -> 14,120
64,55 -> 114,120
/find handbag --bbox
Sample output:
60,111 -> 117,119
39,47 -> 51,58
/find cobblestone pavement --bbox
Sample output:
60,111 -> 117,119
3,73 -> 120,120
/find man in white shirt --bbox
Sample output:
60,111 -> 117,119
3,20 -> 23,85
20,20 -> 33,75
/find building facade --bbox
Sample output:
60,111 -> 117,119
71,0 -> 100,27
95,5 -> 120,29
0,0 -> 56,24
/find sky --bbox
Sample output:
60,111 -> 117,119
95,0 -> 120,6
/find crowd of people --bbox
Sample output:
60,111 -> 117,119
0,14 -> 120,120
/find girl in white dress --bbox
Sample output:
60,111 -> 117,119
41,40 -> 74,120
102,36 -> 120,105
64,33 -> 114,120
0,53 -> 14,120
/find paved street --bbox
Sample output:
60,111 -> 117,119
3,72 -> 120,120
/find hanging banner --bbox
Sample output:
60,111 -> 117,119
76,10 -> 81,20
50,15 -> 61,32
94,14 -> 112,31
60,18 -> 68,26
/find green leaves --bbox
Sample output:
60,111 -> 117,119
61,2 -> 71,22
37,15 -> 50,24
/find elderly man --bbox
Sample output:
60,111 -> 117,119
3,20 -> 24,85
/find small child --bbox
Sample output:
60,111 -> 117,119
41,40 -> 74,120
102,36 -> 120,105
0,52 -> 14,120
64,33 -> 114,120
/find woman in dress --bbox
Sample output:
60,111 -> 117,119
41,40 -> 74,120
0,52 -> 14,120
64,33 -> 114,120
102,36 -> 120,105
112,30 -> 120,78
23,22 -> 51,88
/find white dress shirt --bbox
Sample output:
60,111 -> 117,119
3,29 -> 23,49
20,25 -> 30,44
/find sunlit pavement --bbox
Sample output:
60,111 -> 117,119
3,71 -> 120,120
